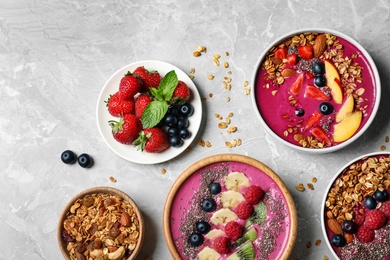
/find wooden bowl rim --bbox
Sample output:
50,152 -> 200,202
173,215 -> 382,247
57,186 -> 144,260
163,153 -> 297,259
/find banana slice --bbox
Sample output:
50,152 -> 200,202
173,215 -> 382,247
198,246 -> 221,260
205,229 -> 225,240
224,171 -> 250,191
220,190 -> 245,208
210,208 -> 238,225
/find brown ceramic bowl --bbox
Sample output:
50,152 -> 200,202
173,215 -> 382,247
57,187 -> 144,260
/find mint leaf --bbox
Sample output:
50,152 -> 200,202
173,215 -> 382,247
157,70 -> 178,101
141,100 -> 169,128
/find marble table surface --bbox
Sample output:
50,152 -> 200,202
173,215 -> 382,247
1,0 -> 390,259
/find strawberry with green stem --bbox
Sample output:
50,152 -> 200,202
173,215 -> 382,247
133,66 -> 162,93
106,92 -> 135,117
118,71 -> 142,100
109,114 -> 142,144
133,127 -> 170,153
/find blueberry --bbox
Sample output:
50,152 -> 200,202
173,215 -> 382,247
319,102 -> 333,115
364,196 -> 377,209
201,198 -> 216,212
195,221 -> 211,234
209,182 -> 222,195
168,105 -> 180,116
77,153 -> 94,168
169,135 -> 183,147
167,127 -> 179,137
180,103 -> 194,117
295,108 -> 305,117
164,114 -> 178,127
374,189 -> 389,202
341,220 -> 358,234
188,232 -> 203,247
331,234 -> 346,247
179,128 -> 191,139
61,150 -> 77,164
177,117 -> 189,128
313,61 -> 325,75
314,75 -> 327,87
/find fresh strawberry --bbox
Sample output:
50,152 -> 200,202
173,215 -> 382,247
298,45 -> 313,60
133,66 -> 162,93
171,80 -> 191,105
234,201 -> 254,219
286,53 -> 297,65
109,114 -> 142,144
289,73 -> 304,95
133,127 -> 170,153
134,94 -> 152,119
311,125 -> 331,146
356,225 -> 375,243
274,47 -> 288,60
379,201 -> 390,218
304,85 -> 330,100
364,209 -> 387,230
106,92 -> 135,117
305,72 -> 314,79
305,111 -> 322,130
224,221 -> 243,241
118,72 -> 142,100
213,236 -> 230,254
244,185 -> 265,205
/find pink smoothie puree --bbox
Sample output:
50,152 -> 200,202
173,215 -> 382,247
324,154 -> 390,259
254,32 -> 376,149
169,161 -> 292,259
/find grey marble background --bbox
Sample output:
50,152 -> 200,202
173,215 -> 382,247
1,0 -> 390,259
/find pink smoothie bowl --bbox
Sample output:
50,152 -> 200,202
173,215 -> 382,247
251,28 -> 381,154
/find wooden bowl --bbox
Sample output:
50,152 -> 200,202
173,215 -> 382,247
57,186 -> 144,260
163,154 -> 297,259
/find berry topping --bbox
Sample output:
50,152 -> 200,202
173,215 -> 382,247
319,102 -> 333,115
201,198 -> 217,212
286,53 -> 297,65
379,201 -> 390,218
364,196 -> 377,210
331,234 -> 346,247
274,47 -> 288,59
295,108 -> 305,117
313,61 -> 325,75
224,221 -> 243,241
356,225 -> 375,243
188,232 -> 203,247
314,75 -> 327,87
298,45 -> 313,60
373,189 -> 389,202
341,220 -> 358,234
364,209 -> 387,230
195,221 -> 211,234
234,201 -> 254,220
213,236 -> 230,254
244,185 -> 265,205
61,150 -> 77,164
209,182 -> 222,195
180,103 -> 194,117
77,153 -> 94,168
354,214 -> 365,226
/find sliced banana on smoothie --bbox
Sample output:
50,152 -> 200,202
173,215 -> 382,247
198,246 -> 221,260
210,208 -> 238,225
224,172 -> 250,191
220,190 -> 245,208
205,229 -> 225,240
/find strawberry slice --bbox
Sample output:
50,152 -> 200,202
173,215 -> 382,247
298,45 -> 313,60
286,53 -> 297,65
305,72 -> 314,79
305,111 -> 322,130
312,125 -> 332,146
290,73 -> 304,96
274,47 -> 288,60
304,85 -> 330,100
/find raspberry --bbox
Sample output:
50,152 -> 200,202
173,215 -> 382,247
224,221 -> 243,241
364,209 -> 387,230
354,214 -> 365,226
213,236 -> 230,254
244,185 -> 264,204
234,201 -> 254,219
356,225 -> 375,243
379,201 -> 390,218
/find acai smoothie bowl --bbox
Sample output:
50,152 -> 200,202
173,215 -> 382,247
251,28 -> 380,153
163,154 -> 297,260
321,152 -> 390,259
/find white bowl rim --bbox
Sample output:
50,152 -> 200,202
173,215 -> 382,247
250,27 -> 381,154
320,151 -> 390,259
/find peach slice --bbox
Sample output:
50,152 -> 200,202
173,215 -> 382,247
324,59 -> 343,104
333,111 -> 362,143
335,95 -> 354,123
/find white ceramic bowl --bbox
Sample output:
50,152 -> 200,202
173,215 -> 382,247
251,28 -> 381,153
321,152 -> 390,259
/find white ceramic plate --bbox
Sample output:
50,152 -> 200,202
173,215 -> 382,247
96,60 -> 202,164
